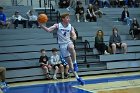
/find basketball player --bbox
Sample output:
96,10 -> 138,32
39,13 -> 85,85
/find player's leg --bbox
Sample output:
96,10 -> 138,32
59,43 -> 85,85
67,43 -> 78,71
65,57 -> 85,85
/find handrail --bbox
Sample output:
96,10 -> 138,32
49,2 -> 54,20
56,11 -> 61,23
85,40 -> 91,50
84,40 -> 91,64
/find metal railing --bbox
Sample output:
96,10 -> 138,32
56,11 -> 61,23
84,40 -> 91,67
49,3 -> 53,20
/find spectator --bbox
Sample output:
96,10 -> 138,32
66,0 -> 76,11
75,2 -> 88,22
86,4 -> 97,22
121,5 -> 132,25
110,0 -> 119,7
0,6 -> 10,29
0,67 -> 8,93
26,9 -> 39,28
12,11 -> 27,29
118,0 -> 125,7
102,0 -> 111,8
60,55 -> 70,78
129,18 -> 140,40
39,49 -> 52,79
94,30 -> 109,54
93,3 -> 104,18
90,0 -> 99,5
59,0 -> 69,8
109,27 -> 127,54
127,0 -> 138,7
50,48 -> 64,80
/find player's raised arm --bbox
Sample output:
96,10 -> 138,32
70,27 -> 77,40
37,13 -> 58,32
39,23 -> 58,32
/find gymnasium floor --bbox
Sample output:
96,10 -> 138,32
6,71 -> 140,93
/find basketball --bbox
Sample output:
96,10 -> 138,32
37,14 -> 48,23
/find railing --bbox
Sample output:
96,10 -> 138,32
49,3 -> 53,20
84,40 -> 91,67
56,11 -> 61,23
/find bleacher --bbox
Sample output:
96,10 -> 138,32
0,5 -> 140,83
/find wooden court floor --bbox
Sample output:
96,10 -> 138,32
2,71 -> 140,93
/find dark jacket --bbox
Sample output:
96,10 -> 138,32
130,22 -> 139,31
95,36 -> 104,47
121,11 -> 130,21
109,34 -> 122,44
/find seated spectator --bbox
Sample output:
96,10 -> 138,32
60,55 -> 70,78
39,49 -> 52,79
110,0 -> 118,7
129,18 -> 140,40
127,0 -> 139,7
93,3 -> 104,18
118,0 -> 125,7
101,0 -> 111,8
109,27 -> 127,54
0,6 -> 10,29
11,11 -> 27,29
94,30 -> 109,54
59,0 -> 69,8
26,9 -> 39,28
86,4 -> 97,22
121,6 -> 132,25
0,67 -> 8,93
50,48 -> 64,80
75,2 -> 88,22
90,0 -> 99,5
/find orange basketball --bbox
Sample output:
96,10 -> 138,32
38,14 -> 48,23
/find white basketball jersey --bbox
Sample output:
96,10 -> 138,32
57,23 -> 72,44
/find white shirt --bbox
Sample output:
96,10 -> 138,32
12,15 -> 27,21
50,54 -> 61,65
57,23 -> 72,44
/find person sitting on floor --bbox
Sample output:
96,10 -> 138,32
94,30 -> 109,54
109,27 -> 127,54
